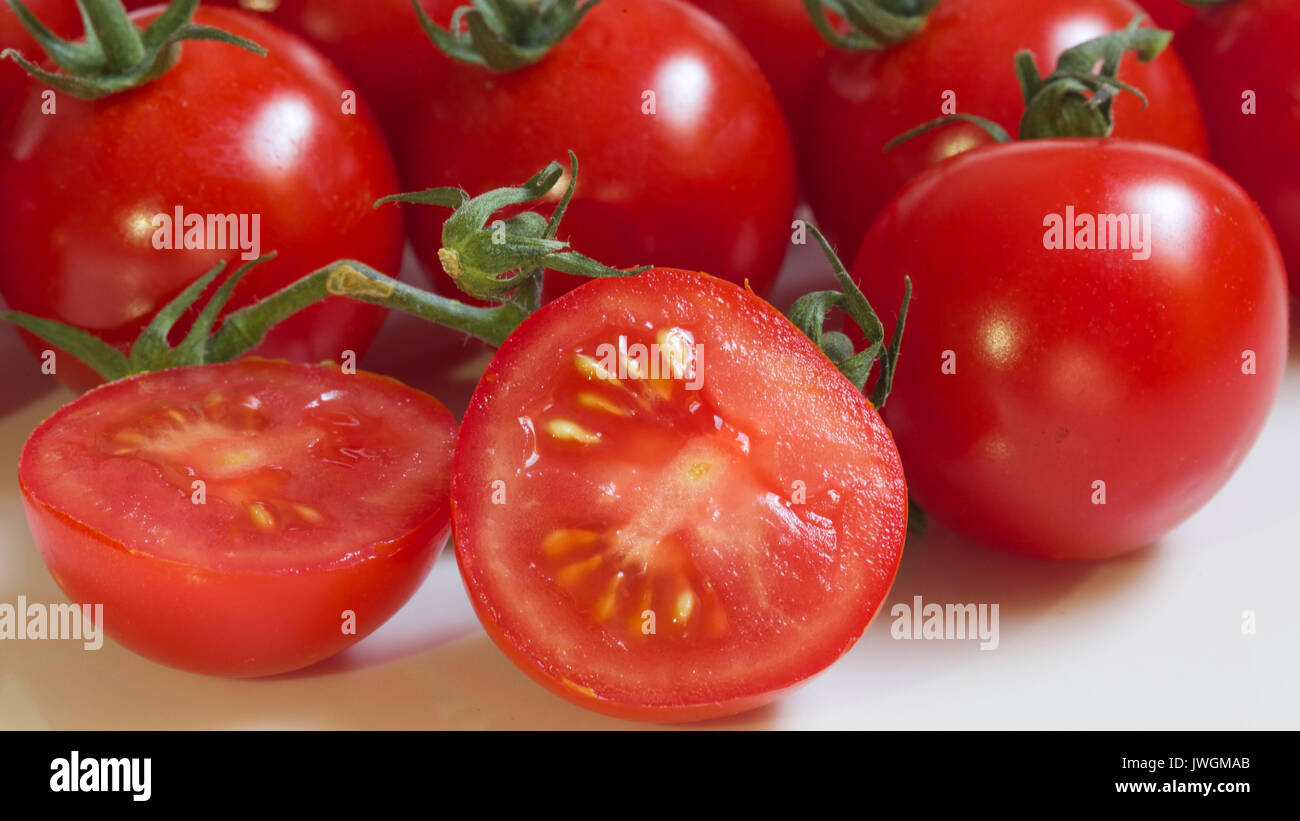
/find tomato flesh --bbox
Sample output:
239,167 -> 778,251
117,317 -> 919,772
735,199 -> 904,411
452,269 -> 907,721
18,360 -> 456,676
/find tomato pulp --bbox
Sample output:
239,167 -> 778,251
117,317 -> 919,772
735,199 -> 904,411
18,360 -> 457,676
452,269 -> 908,721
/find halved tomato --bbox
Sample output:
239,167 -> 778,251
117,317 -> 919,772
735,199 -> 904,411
452,269 -> 908,722
18,359 -> 456,677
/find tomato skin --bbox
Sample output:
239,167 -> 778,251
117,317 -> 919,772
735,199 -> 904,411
17,360 -> 456,677
452,268 -> 907,721
399,0 -> 797,300
802,0 -> 1210,258
470,605 -> 804,723
21,487 -> 446,678
852,140 -> 1287,560
1137,0 -> 1199,29
205,0 -> 457,142
0,6 -> 404,392
685,0 -> 830,123
1179,0 -> 1300,293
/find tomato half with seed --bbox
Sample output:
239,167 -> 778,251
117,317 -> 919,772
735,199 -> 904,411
18,359 -> 456,677
452,269 -> 908,721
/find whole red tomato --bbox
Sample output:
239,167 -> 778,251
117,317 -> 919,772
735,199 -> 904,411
685,0 -> 831,123
0,5 -> 404,391
399,0 -> 797,300
852,140 -> 1287,560
802,0 -> 1210,258
0,0 -> 82,118
1179,0 -> 1300,293
205,0 -> 457,142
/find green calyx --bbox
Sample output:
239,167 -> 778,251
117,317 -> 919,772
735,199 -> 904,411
1,0 -> 265,99
1017,15 -> 1170,140
884,16 -> 1173,153
414,0 -> 601,71
377,151 -> 645,307
803,0 -> 938,51
4,254 -> 279,382
787,224 -> 910,409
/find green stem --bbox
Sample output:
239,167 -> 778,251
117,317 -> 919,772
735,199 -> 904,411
78,0 -> 146,71
3,0 -> 263,99
208,261 -> 527,362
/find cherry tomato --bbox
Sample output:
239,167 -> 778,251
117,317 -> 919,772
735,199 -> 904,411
1179,0 -> 1300,293
851,140 -> 1287,560
802,0 -> 1210,258
686,0 -> 831,122
399,0 -> 797,300
18,359 -> 456,677
0,6 -> 404,392
452,268 -> 908,721
206,0 -> 457,143
0,0 -> 82,118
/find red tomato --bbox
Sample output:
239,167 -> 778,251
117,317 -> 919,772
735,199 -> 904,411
205,0 -> 456,142
1179,0 -> 1300,293
0,0 -> 82,118
18,359 -> 456,677
0,6 -> 404,392
802,0 -> 1210,258
851,140 -> 1287,560
452,268 -> 908,721
686,0 -> 831,122
1137,0 -> 1199,29
399,0 -> 797,300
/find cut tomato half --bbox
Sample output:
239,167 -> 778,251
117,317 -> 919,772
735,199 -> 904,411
452,269 -> 908,721
18,359 -> 456,677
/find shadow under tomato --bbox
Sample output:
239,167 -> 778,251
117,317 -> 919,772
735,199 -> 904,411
828,517 -> 1162,713
0,322 -> 60,417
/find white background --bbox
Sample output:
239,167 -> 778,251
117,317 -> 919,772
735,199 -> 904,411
1,244 -> 1296,730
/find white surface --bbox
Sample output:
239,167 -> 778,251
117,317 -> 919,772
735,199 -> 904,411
1,247 -> 1296,730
